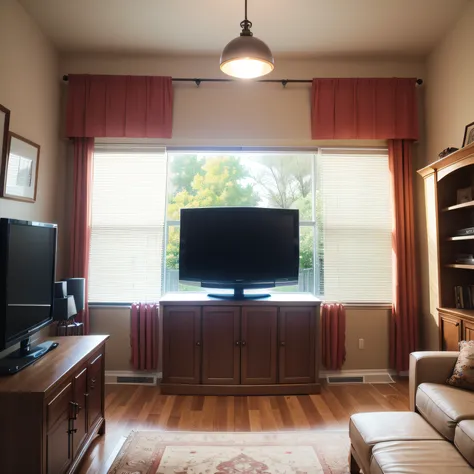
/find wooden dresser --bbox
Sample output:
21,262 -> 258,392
0,335 -> 109,474
160,293 -> 321,395
418,143 -> 474,350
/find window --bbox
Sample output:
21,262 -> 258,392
88,145 -> 167,303
164,152 -> 316,294
318,150 -> 392,303
89,147 -> 392,304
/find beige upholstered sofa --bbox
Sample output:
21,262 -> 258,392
349,351 -> 474,473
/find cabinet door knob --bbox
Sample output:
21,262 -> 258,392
280,341 -> 286,346
196,341 -> 201,346
455,322 -> 460,327
235,341 -> 240,346
68,428 -> 78,434
241,341 -> 246,346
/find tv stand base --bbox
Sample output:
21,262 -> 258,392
0,341 -> 58,375
208,289 -> 270,300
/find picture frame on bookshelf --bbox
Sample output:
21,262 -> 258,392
457,186 -> 472,204
463,121 -> 474,148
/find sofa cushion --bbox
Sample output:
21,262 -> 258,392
349,411 -> 443,472
370,440 -> 473,474
416,382 -> 474,440
455,420 -> 474,467
447,340 -> 474,391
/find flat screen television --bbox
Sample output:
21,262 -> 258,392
0,219 -> 58,374
179,207 -> 299,299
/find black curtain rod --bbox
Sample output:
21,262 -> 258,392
62,75 -> 423,87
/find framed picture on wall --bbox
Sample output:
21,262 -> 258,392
0,132 -> 40,203
463,121 -> 474,148
0,105 -> 11,174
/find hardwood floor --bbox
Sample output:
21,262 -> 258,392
78,378 -> 409,474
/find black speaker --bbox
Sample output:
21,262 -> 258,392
54,281 -> 67,298
63,278 -> 86,312
53,295 -> 77,321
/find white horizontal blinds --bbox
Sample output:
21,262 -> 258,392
89,145 -> 167,303
320,150 -> 392,303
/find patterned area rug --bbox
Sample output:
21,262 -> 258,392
107,431 -> 350,473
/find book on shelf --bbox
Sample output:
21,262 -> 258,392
454,285 -> 474,309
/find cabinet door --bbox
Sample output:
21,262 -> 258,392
87,352 -> 104,431
440,313 -> 462,351
163,306 -> 201,384
47,382 -> 73,474
279,307 -> 316,384
463,320 -> 474,342
241,307 -> 277,384
202,306 -> 240,385
72,367 -> 88,456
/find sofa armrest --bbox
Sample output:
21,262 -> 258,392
409,351 -> 459,411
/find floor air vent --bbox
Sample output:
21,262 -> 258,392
105,372 -> 159,385
327,376 -> 364,384
116,376 -> 155,384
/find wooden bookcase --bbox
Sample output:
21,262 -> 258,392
419,142 -> 474,350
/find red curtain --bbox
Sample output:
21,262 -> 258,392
66,74 -> 173,138
131,303 -> 159,371
389,140 -> 419,372
311,78 -> 419,140
69,138 -> 94,334
321,303 -> 346,370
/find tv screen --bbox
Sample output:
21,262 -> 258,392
0,219 -> 57,350
179,207 -> 299,289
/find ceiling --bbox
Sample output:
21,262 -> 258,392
19,0 -> 469,57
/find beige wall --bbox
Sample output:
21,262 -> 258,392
0,1 -> 64,357
62,53 -> 424,371
416,1 -> 474,350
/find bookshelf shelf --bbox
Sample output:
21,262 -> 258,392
442,200 -> 474,212
446,235 -> 474,241
446,264 -> 474,270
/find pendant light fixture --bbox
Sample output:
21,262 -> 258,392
220,0 -> 274,79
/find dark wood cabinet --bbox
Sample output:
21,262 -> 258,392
440,312 -> 462,351
72,367 -> 88,456
464,320 -> 474,341
279,307 -> 316,384
0,335 -> 108,474
87,352 -> 104,432
47,382 -> 73,474
241,307 -> 277,385
161,293 -> 320,395
202,306 -> 240,385
162,306 -> 201,384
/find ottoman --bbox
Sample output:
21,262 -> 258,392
349,412 -> 443,473
370,440 -> 473,474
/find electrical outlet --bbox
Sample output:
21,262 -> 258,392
359,338 -> 365,350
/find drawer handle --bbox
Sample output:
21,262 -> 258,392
91,378 -> 97,384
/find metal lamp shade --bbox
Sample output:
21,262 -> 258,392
220,35 -> 274,79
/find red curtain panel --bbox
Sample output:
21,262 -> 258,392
311,78 -> 419,140
321,303 -> 346,371
69,137 -> 94,334
131,303 -> 159,371
66,74 -> 173,138
389,139 -> 419,372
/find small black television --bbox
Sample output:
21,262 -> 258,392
0,219 -> 58,374
179,207 -> 299,299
